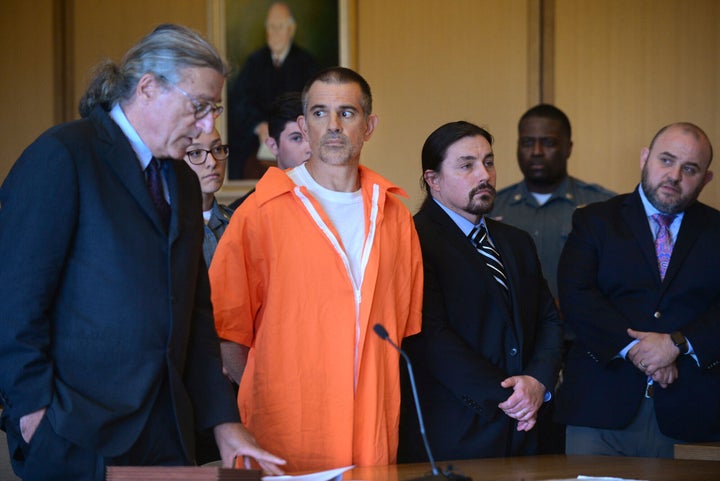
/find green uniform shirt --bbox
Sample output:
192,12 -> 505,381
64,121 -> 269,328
491,176 -> 615,298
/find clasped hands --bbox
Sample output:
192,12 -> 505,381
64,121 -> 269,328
497,375 -> 545,432
626,328 -> 679,388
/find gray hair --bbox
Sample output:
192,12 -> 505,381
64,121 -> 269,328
79,24 -> 228,117
302,67 -> 373,117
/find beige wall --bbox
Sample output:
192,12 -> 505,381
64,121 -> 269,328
554,0 -> 720,206
69,0 -> 207,116
0,0 -> 206,182
357,0 -> 531,212
2,0 -> 719,211
355,0 -> 720,210
1,0 -> 56,181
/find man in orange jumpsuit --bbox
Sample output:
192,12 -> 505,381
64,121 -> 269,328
210,67 -> 423,472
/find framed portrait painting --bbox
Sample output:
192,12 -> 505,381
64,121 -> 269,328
207,0 -> 356,199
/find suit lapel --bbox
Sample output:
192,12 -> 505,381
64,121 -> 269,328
423,200 -> 489,278
165,161 -> 182,242
621,190 -> 659,281
622,189 -> 703,291
662,202 -> 702,288
90,106 -> 169,235
485,219 -> 521,342
423,201 -> 516,333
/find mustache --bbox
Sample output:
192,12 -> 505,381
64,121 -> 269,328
321,133 -> 348,143
469,182 -> 496,198
659,179 -> 679,187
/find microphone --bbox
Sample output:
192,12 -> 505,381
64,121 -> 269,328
374,324 -> 472,481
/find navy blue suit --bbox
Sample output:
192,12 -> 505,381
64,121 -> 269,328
0,106 -> 239,476
399,199 -> 563,461
556,189 -> 720,441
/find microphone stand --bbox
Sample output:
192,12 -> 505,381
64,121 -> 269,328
373,324 -> 472,481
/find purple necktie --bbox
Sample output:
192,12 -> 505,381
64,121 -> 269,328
652,213 -> 675,280
146,158 -> 170,229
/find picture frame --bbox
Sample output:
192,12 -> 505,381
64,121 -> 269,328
206,0 -> 357,201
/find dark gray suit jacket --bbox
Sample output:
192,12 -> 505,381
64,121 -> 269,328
0,106 -> 238,459
556,189 -> 720,441
399,198 -> 563,461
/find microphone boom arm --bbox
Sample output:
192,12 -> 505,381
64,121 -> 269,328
373,324 -> 439,476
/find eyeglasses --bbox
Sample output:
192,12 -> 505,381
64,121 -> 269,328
185,145 -> 230,165
160,76 -> 224,120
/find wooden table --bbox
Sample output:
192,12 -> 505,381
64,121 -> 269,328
346,455 -> 720,481
675,442 -> 720,461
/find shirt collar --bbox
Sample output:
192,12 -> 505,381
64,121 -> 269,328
432,198 -> 487,237
637,183 -> 684,241
272,45 -> 291,65
109,103 -> 153,170
513,176 -> 574,205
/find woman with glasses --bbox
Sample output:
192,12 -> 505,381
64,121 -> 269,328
184,128 -> 234,465
184,128 -> 233,269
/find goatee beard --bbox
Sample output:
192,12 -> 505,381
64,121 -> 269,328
467,182 -> 496,216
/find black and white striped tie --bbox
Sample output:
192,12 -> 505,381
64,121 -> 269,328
469,225 -> 509,292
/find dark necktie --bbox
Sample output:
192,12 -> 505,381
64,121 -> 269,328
145,158 -> 170,229
469,225 -> 509,292
652,213 -> 676,280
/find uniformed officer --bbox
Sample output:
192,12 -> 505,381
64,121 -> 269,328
492,104 -> 615,455
492,104 -> 614,299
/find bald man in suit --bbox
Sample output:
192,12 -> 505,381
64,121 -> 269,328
556,122 -> 720,457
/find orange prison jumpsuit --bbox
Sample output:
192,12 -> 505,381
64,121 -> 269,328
210,166 -> 423,471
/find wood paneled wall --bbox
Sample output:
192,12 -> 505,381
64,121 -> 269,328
69,1 -> 207,117
357,0 -> 531,212
0,0 -> 56,181
0,0 -> 206,181
554,0 -> 720,207
2,0 -> 718,210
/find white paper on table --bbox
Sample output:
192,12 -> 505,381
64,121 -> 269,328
577,476 -> 648,481
263,465 -> 354,481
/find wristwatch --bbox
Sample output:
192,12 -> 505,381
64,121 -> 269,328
670,331 -> 689,355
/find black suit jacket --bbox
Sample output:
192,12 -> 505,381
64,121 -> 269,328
399,199 -> 563,461
556,189 -> 720,441
0,106 -> 238,459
